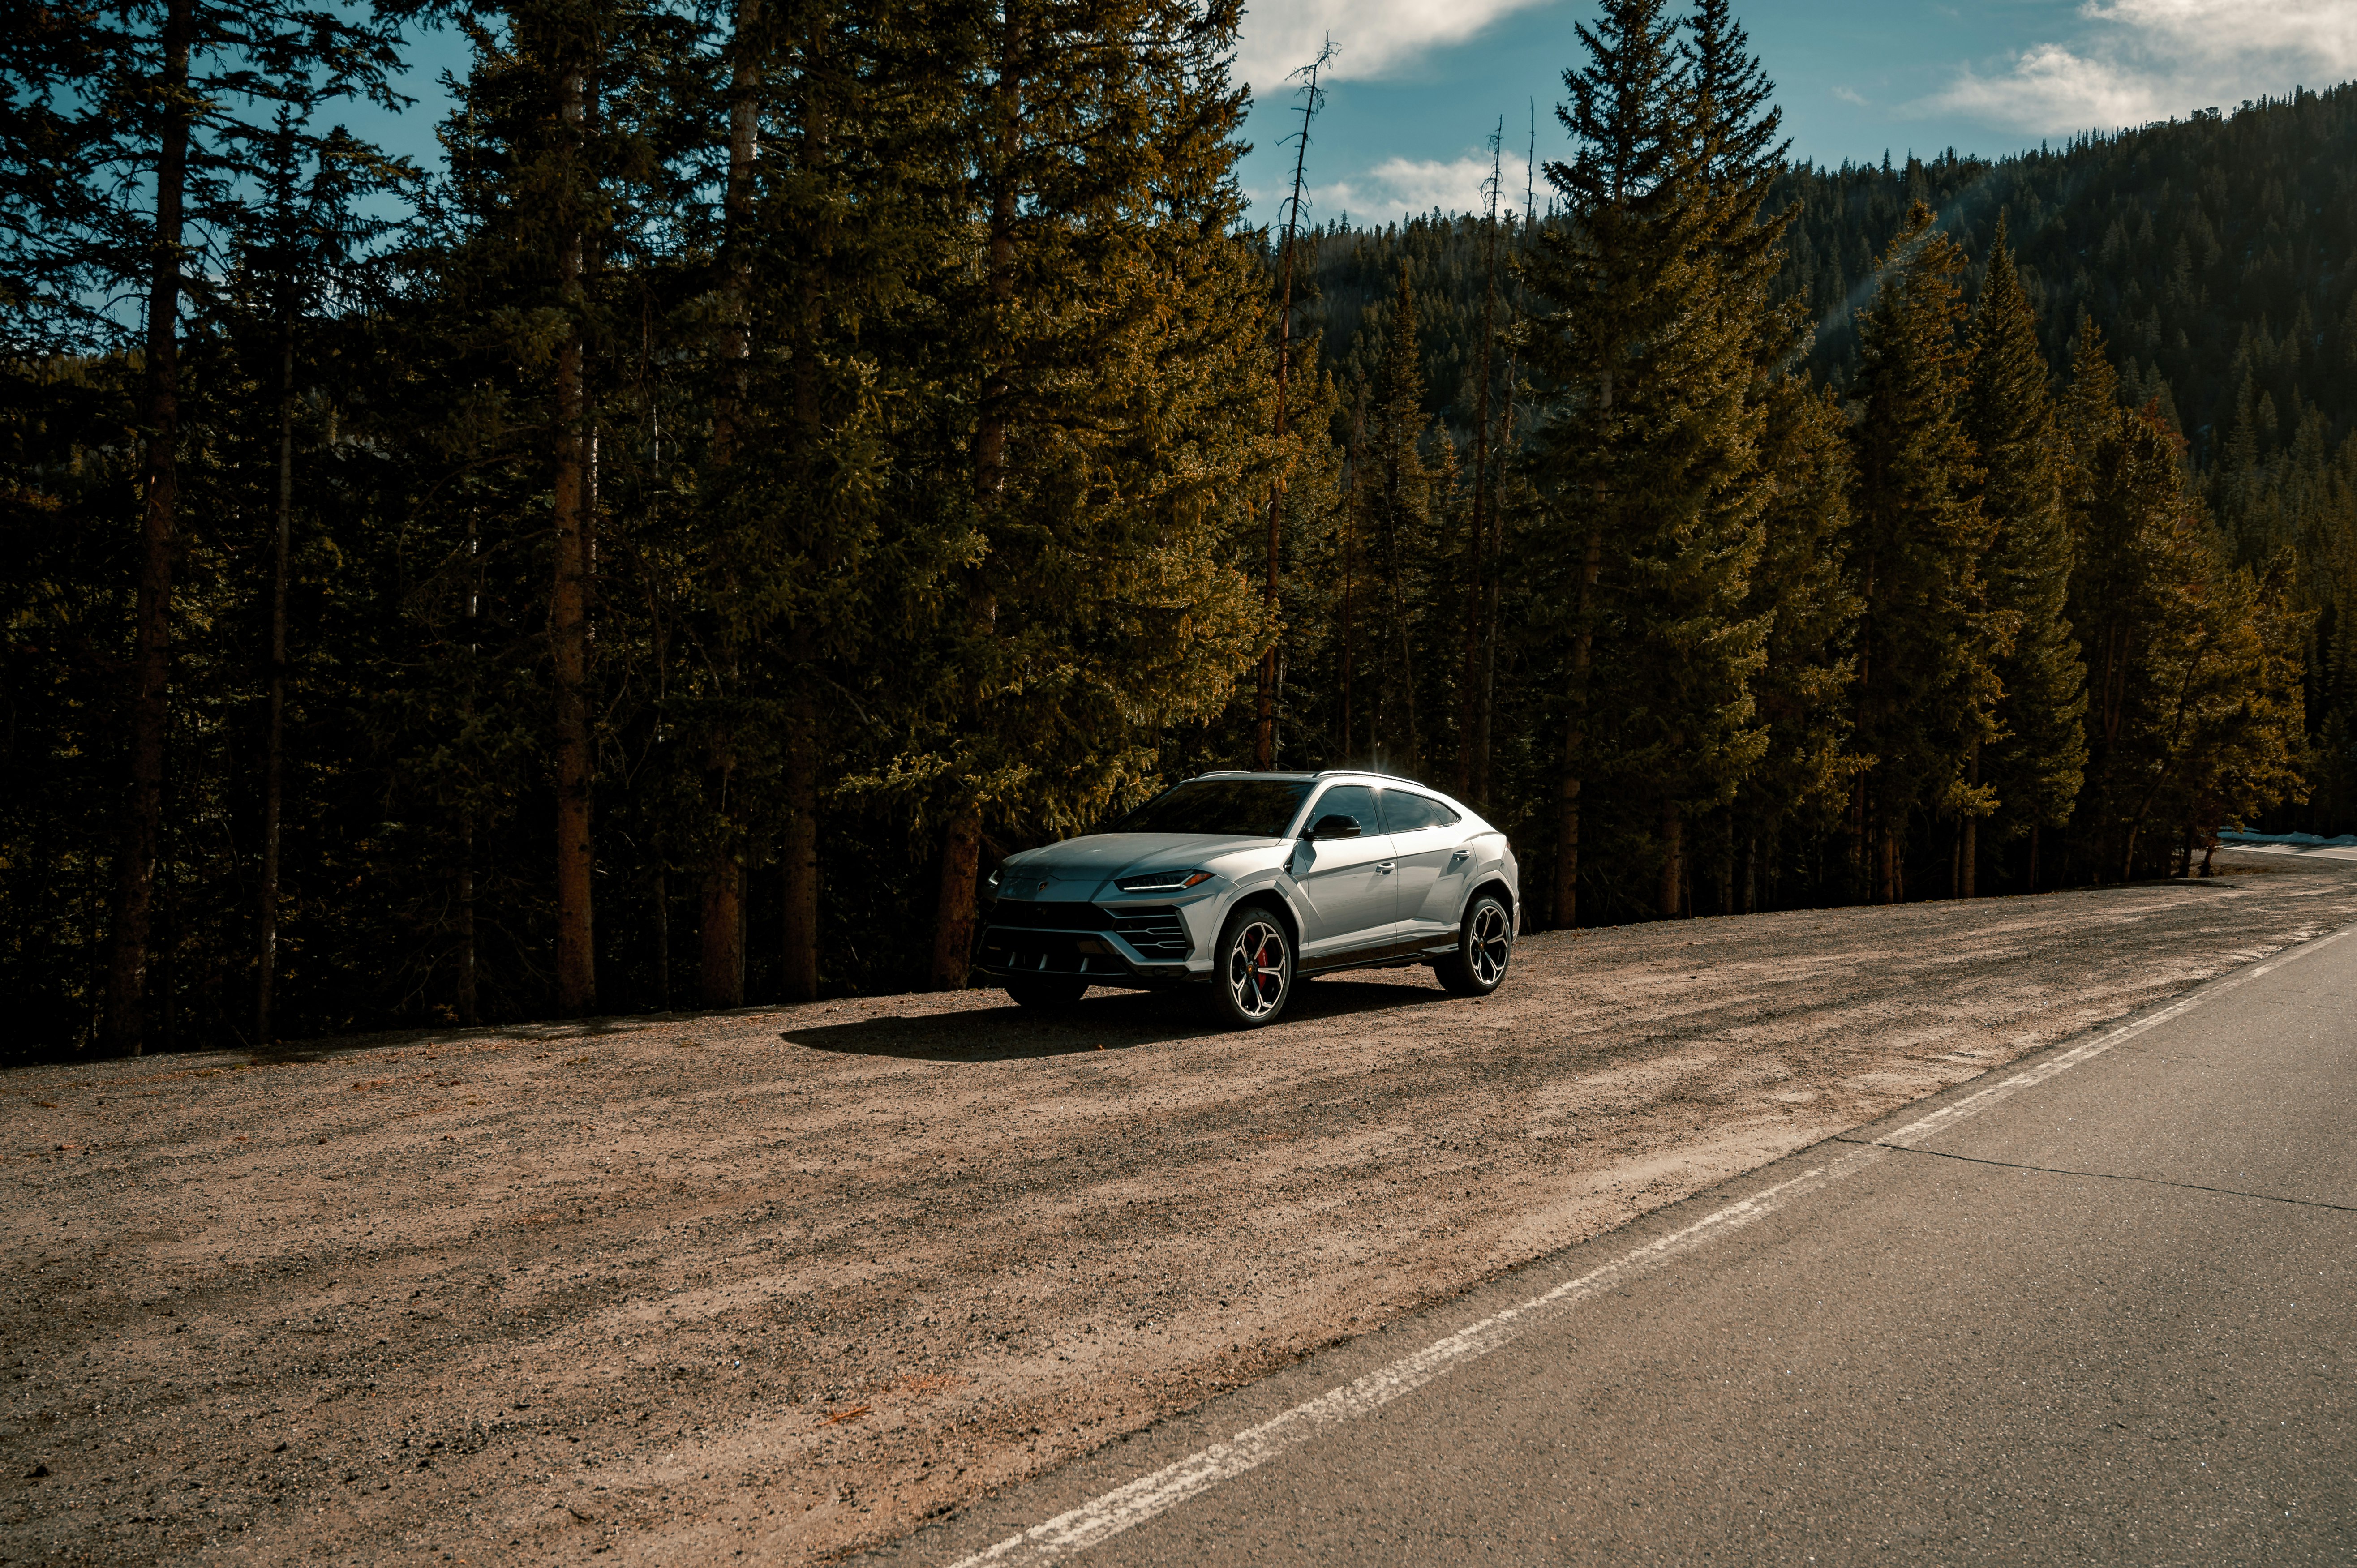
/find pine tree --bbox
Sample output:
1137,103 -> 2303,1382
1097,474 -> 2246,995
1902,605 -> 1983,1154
1965,216 -> 2084,893
685,0 -> 943,1006
434,0 -> 699,1015
1849,201 -> 1999,903
905,0 -> 1279,988
1525,0 -> 1772,923
1734,375 -> 1859,909
1524,0 -> 1679,927
0,0 -> 404,1051
1359,269 -> 1437,775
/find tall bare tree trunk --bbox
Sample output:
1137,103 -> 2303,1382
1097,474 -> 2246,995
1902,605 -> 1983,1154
1658,802 -> 1682,918
1713,814 -> 1733,915
780,646 -> 820,1000
653,868 -> 670,1008
256,303 -> 293,1042
1337,401 -> 1365,763
930,6 -> 1020,991
1455,126 -> 1503,798
1553,523 -> 1602,929
931,800 -> 984,988
700,849 -> 744,1007
106,0 -> 193,1056
550,62 -> 597,1017
1255,52 -> 1323,770
458,511 -> 482,1028
777,14 -> 830,1002
1554,356 -> 1609,930
457,819 -> 478,1026
1473,118 -> 1536,811
703,0 -> 761,1007
1957,743 -> 1980,897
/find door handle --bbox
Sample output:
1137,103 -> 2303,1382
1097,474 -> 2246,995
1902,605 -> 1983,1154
1448,848 -> 1470,865
1376,861 -> 1395,874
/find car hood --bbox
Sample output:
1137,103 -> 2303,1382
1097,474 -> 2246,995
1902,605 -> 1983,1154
999,832 -> 1278,896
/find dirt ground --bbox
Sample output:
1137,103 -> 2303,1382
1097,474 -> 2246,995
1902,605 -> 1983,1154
6,851 -> 2355,1567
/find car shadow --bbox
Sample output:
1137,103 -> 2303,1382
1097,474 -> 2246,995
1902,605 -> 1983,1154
779,973 -> 1454,1062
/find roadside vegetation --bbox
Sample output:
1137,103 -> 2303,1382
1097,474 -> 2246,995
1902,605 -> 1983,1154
4,0 -> 2350,1057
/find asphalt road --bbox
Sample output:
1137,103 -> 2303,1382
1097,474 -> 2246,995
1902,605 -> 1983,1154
880,921 -> 2357,1567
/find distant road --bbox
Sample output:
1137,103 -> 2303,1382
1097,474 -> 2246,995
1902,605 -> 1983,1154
892,921 -> 2357,1566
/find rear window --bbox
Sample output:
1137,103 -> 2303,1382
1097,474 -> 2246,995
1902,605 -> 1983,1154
1382,791 -> 1461,832
1107,779 -> 1312,838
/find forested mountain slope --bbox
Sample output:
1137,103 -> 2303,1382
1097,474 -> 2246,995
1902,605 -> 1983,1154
1296,83 -> 2357,837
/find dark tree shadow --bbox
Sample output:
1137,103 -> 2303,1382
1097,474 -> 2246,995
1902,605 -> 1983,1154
231,1011 -> 674,1067
779,973 -> 1458,1062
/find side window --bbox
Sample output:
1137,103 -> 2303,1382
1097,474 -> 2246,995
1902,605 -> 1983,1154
1381,791 -> 1460,833
1309,784 -> 1378,837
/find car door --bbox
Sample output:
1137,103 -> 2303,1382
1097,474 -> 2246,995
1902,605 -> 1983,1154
1383,789 -> 1473,948
1285,784 -> 1397,960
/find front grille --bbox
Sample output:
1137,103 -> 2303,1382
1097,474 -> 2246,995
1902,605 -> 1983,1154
974,901 -> 1190,973
982,900 -> 1110,931
1108,905 -> 1189,959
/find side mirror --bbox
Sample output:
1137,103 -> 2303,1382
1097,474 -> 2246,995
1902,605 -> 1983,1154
1305,813 -> 1362,841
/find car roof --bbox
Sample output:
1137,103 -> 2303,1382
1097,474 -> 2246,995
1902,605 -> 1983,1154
1185,769 -> 1440,790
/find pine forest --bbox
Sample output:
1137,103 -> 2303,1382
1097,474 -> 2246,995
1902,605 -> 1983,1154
6,0 -> 2354,1059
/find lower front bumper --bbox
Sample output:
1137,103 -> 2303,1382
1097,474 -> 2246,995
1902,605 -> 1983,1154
972,903 -> 1198,986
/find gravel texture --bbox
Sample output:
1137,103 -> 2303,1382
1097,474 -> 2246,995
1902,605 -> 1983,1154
5,850 -> 2354,1566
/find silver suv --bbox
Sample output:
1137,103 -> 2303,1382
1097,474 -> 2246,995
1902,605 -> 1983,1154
975,771 -> 1520,1027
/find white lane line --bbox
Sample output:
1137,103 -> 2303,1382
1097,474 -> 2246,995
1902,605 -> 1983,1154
1874,924 -> 2349,1152
945,1162 -> 1864,1567
943,924 -> 2353,1568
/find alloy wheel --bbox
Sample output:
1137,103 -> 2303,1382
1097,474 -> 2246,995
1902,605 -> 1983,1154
1226,919 -> 1289,1021
1469,902 -> 1511,985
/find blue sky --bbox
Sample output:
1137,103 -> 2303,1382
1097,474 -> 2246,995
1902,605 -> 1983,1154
348,1 -> 2357,223
1233,0 -> 2357,222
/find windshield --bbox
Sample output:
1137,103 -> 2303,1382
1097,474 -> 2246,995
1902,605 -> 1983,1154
1107,780 -> 1311,838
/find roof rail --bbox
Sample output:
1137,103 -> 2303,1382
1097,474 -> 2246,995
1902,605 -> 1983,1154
1312,767 -> 1426,785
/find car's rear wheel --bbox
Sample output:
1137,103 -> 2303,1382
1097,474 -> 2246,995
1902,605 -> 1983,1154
1006,975 -> 1089,1008
1208,907 -> 1292,1028
1436,894 -> 1513,996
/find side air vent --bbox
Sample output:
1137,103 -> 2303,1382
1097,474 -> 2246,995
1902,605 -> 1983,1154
1108,905 -> 1189,959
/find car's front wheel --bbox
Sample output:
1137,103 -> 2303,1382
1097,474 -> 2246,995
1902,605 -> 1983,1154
1208,906 -> 1292,1028
1006,975 -> 1089,1008
1436,893 -> 1513,996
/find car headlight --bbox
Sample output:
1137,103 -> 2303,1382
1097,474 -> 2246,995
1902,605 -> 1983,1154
984,867 -> 1002,898
1115,869 -> 1214,892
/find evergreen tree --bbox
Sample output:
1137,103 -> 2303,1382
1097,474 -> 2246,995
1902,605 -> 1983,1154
1849,202 -> 2000,903
430,0 -> 700,1015
1526,0 -> 1770,923
1359,269 -> 1438,775
1965,216 -> 2084,892
903,0 -> 1279,988
1734,375 -> 1859,909
0,0 -> 403,1051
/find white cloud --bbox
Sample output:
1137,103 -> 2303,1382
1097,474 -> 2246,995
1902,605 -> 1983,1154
1831,86 -> 1871,108
1926,0 -> 2357,136
1235,0 -> 1556,92
1276,153 -> 1497,222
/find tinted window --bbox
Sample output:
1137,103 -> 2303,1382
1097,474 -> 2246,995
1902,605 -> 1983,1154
1108,779 -> 1311,838
1308,784 -> 1379,837
1382,791 -> 1460,833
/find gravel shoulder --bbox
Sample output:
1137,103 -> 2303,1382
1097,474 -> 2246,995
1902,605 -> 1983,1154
6,852 -> 2355,1566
